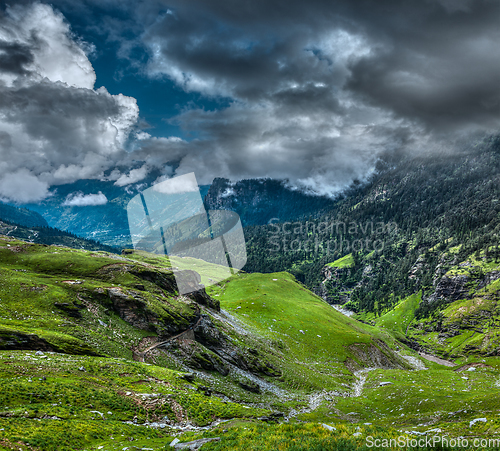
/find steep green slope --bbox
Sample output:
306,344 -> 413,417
208,272 -> 407,390
327,254 -> 354,269
371,293 -> 422,342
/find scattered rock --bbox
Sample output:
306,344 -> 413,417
179,373 -> 196,383
322,423 -> 336,431
379,382 -> 392,386
470,418 -> 487,427
238,380 -> 261,393
90,410 -> 104,418
172,437 -> 220,449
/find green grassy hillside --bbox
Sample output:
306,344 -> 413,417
2,237 -> 500,450
208,272 -> 407,391
371,293 -> 422,342
327,254 -> 354,269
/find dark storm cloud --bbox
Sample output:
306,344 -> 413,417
0,3 -> 139,203
122,0 -> 500,193
343,0 -> 500,132
0,41 -> 34,76
143,3 -> 350,101
142,0 -> 500,131
271,84 -> 344,116
3,0 -> 500,200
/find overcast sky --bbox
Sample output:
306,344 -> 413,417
0,0 -> 499,203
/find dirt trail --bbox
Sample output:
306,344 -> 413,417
417,352 -> 455,367
136,316 -> 203,362
351,368 -> 376,397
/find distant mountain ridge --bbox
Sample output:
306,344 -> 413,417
204,178 -> 337,226
0,202 -> 48,227
22,179 -> 212,248
0,219 -> 119,253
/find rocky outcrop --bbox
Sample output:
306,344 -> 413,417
425,274 -> 471,305
0,330 -> 60,352
345,340 -> 409,372
425,268 -> 500,307
53,301 -> 85,319
134,265 -> 220,311
107,287 -> 199,336
130,267 -> 177,292
316,265 -> 353,305
160,314 -> 281,378
0,330 -> 103,356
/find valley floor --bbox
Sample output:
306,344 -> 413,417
1,343 -> 500,450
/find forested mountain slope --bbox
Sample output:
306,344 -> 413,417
243,135 -> 500,308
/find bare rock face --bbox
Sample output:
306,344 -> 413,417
345,340 -> 409,372
315,265 -> 353,304
189,287 -> 220,312
0,330 -> 59,352
478,270 -> 500,289
425,274 -> 471,305
107,287 -> 197,336
425,268 -> 500,307
193,315 -> 224,347
162,314 -> 281,378
130,267 -> 177,292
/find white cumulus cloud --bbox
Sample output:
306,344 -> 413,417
62,191 -> 108,207
114,164 -> 150,187
0,3 -> 139,203
0,168 -> 50,203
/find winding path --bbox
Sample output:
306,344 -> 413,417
135,316 -> 203,362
